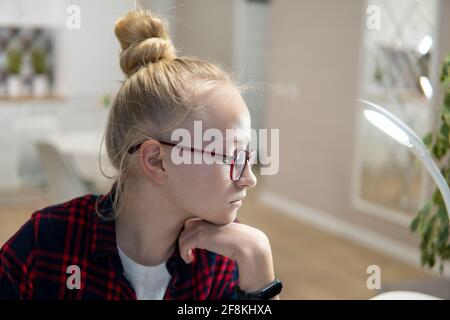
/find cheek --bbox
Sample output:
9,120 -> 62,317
168,163 -> 230,210
191,164 -> 230,202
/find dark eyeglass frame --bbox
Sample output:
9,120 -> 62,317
127,138 -> 255,181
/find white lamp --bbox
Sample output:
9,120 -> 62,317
359,99 -> 450,219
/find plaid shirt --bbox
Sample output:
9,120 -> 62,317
0,186 -> 240,300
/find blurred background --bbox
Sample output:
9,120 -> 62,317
1,0 -> 450,299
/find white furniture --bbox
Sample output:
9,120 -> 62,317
35,141 -> 89,203
0,97 -> 110,191
0,102 -> 61,190
38,130 -> 116,198
371,291 -> 440,300
0,116 -> 20,189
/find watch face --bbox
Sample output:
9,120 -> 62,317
260,280 -> 282,299
236,279 -> 283,300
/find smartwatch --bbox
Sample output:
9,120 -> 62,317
236,279 -> 282,300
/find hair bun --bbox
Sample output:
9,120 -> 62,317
114,10 -> 176,76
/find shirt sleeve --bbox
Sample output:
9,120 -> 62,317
213,256 -> 240,300
223,261 -> 240,300
0,216 -> 36,299
215,218 -> 240,300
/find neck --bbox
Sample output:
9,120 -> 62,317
115,178 -> 189,266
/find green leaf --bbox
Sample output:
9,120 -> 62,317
411,215 -> 421,232
421,249 -> 428,266
444,94 -> 450,108
442,246 -> 450,259
441,60 -> 449,82
441,123 -> 450,139
422,133 -> 433,151
443,77 -> 450,94
413,53 -> 450,271
442,106 -> 450,126
437,206 -> 450,225
31,49 -> 47,74
428,254 -> 436,267
444,168 -> 450,184
432,190 -> 445,208
437,225 -> 448,250
422,218 -> 434,240
7,49 -> 22,74
412,202 -> 431,232
433,137 -> 448,159
422,215 -> 437,246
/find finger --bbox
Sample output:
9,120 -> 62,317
178,231 -> 198,263
179,219 -> 203,241
178,240 -> 195,264
183,218 -> 204,230
188,249 -> 194,264
178,228 -> 206,264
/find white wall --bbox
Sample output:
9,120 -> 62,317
0,0 -> 134,190
0,0 -> 131,98
56,0 -> 131,98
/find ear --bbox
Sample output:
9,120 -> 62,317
139,140 -> 168,185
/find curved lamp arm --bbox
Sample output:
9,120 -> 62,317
359,99 -> 450,219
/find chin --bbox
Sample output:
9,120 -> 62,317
211,210 -> 238,225
224,209 -> 238,224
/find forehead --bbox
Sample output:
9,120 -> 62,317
201,84 -> 251,144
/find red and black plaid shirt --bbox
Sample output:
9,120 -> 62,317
0,186 -> 240,300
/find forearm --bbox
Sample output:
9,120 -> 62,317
234,237 -> 280,300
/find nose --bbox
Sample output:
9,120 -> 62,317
235,163 -> 257,188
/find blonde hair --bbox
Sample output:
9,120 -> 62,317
96,9 -> 236,220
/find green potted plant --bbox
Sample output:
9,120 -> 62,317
412,53 -> 450,273
6,48 -> 22,97
31,48 -> 49,97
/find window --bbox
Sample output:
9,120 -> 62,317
353,0 -> 439,225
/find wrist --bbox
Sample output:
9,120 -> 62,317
233,231 -> 271,262
234,242 -> 275,293
236,279 -> 282,300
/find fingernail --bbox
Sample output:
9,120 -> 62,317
188,249 -> 193,263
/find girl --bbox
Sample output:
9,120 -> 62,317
0,9 -> 281,300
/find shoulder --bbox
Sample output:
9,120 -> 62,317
31,194 -> 99,250
0,194 -> 100,299
32,194 -> 99,229
32,193 -> 98,222
1,194 -> 99,261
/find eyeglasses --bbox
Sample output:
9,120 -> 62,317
128,138 -> 255,181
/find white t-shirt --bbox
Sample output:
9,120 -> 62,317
117,246 -> 172,300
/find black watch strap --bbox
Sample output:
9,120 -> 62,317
236,279 -> 282,300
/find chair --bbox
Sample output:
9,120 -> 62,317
35,141 -> 90,204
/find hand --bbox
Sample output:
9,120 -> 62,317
178,218 -> 269,264
178,218 -> 279,297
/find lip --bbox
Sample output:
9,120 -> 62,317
229,200 -> 243,206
